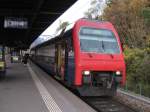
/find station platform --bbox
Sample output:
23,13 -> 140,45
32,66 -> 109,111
0,58 -> 96,112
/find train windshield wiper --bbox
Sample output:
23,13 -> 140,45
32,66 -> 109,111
101,40 -> 105,52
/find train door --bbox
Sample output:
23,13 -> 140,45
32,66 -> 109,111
64,37 -> 75,85
55,41 -> 66,80
55,44 -> 60,77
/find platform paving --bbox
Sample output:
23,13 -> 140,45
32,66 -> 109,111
0,62 -> 49,112
0,57 -> 96,112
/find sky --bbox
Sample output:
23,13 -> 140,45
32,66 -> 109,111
30,0 -> 106,48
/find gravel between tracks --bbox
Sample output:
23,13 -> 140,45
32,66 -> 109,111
114,89 -> 150,112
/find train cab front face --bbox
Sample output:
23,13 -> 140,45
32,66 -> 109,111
73,20 -> 126,89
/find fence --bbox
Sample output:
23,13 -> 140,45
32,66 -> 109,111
120,82 -> 150,98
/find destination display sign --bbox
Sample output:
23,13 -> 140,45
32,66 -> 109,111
4,17 -> 28,29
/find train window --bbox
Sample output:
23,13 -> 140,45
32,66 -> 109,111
79,27 -> 120,54
67,38 -> 74,57
0,51 -> 2,61
0,47 -> 3,61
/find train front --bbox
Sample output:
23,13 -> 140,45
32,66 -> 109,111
73,19 -> 126,96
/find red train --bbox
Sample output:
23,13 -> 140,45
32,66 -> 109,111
30,19 -> 126,96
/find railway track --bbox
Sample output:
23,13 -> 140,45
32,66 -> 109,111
83,96 -> 137,112
31,62 -> 138,112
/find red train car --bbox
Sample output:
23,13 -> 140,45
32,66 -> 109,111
31,19 -> 126,96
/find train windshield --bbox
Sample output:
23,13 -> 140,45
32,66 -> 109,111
79,27 -> 120,54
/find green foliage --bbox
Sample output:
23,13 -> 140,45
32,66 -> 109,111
103,0 -> 150,97
124,48 -> 143,82
142,84 -> 150,97
124,48 -> 150,97
103,0 -> 149,48
143,7 -> 150,26
143,8 -> 150,18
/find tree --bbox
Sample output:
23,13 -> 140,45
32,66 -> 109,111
103,0 -> 149,48
56,21 -> 69,32
103,0 -> 150,97
84,0 -> 105,20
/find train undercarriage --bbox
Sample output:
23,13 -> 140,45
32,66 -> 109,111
77,71 -> 122,96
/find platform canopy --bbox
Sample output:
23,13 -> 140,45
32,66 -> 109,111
0,0 -> 76,49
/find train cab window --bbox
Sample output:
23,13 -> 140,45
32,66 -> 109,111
79,27 -> 120,54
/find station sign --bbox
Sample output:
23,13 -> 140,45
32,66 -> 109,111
4,17 -> 28,29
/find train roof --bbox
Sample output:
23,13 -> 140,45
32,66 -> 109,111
30,19 -> 113,49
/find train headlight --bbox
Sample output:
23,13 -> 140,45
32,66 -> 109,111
83,71 -> 90,76
116,71 -> 121,75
